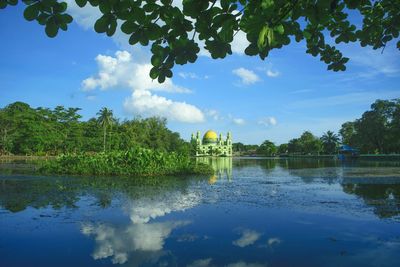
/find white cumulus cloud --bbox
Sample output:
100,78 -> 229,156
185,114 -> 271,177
231,31 -> 250,55
123,90 -> 205,123
232,68 -> 260,85
233,118 -> 246,125
205,109 -> 221,121
82,51 -> 190,94
266,69 -> 280,77
178,72 -> 200,79
82,50 -> 206,123
258,117 -> 277,127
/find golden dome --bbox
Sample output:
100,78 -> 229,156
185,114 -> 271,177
203,130 -> 218,144
203,130 -> 218,140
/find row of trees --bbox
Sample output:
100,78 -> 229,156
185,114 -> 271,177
0,102 -> 189,155
255,130 -> 339,156
233,131 -> 340,156
234,99 -> 400,156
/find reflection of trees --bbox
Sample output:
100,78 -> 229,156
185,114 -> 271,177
0,178 -> 80,212
0,175 -> 197,213
342,182 -> 400,218
232,158 -> 340,170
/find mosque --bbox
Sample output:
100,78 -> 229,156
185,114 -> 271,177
191,130 -> 232,157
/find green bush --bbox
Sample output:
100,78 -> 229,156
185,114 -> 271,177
39,147 -> 212,176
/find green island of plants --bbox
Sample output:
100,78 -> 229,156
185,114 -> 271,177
39,147 -> 213,177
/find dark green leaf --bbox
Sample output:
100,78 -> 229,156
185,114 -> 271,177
149,67 -> 159,79
94,16 -> 109,33
23,4 -> 39,21
75,0 -> 87,8
106,19 -> 117,36
62,14 -> 73,24
0,0 -> 7,9
45,19 -> 59,37
54,2 -> 67,13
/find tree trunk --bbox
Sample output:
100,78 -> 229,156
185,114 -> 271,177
103,126 -> 106,152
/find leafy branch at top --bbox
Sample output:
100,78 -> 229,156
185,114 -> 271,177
1,0 -> 399,82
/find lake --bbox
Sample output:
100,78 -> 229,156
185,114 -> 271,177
1,158 -> 400,267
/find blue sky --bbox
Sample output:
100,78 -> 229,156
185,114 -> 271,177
1,2 -> 399,144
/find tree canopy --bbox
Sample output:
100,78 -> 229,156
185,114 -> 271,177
1,0 -> 399,82
0,101 -> 189,155
339,99 -> 400,154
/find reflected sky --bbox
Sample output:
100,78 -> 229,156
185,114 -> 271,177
1,158 -> 400,266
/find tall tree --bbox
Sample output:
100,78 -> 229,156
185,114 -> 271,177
320,131 -> 339,154
339,122 -> 356,147
257,140 -> 277,156
277,143 -> 288,155
97,107 -> 115,152
299,131 -> 322,155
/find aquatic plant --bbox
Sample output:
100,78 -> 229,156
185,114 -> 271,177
39,147 -> 213,176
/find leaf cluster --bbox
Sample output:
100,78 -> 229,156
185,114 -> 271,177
2,0 -> 399,79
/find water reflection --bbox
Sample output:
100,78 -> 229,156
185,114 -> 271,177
196,157 -> 233,182
1,158 -> 400,267
233,229 -> 262,248
0,176 -> 196,213
342,182 -> 400,218
81,182 -> 204,265
82,220 -> 190,265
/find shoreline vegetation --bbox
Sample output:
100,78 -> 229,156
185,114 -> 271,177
0,149 -> 213,177
44,149 -> 213,176
0,102 -> 214,177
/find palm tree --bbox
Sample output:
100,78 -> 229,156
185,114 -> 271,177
97,107 -> 114,152
320,131 -> 340,154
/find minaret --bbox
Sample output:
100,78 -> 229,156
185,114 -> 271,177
226,132 -> 232,145
226,132 -> 232,156
196,131 -> 201,145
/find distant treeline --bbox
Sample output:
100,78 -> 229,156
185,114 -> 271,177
0,102 -> 189,155
233,99 -> 400,156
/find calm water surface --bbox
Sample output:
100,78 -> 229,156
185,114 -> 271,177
1,158 -> 400,267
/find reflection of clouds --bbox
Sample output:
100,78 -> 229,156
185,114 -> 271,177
233,229 -> 262,248
125,191 -> 201,224
82,189 -> 202,265
187,258 -> 267,267
267,237 -> 281,247
227,261 -> 267,267
82,220 -> 190,264
187,258 -> 213,267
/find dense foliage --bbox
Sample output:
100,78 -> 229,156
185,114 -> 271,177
0,101 -> 189,155
234,98 -> 400,156
1,1 -> 399,81
339,99 -> 400,154
39,147 -> 213,176
232,142 -> 259,156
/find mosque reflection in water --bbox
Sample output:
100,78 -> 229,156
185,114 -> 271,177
196,156 -> 233,184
